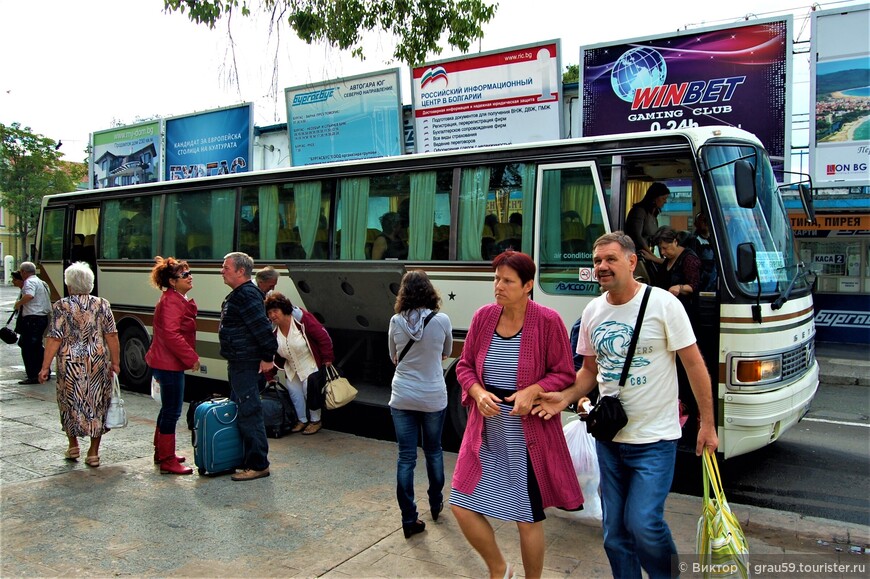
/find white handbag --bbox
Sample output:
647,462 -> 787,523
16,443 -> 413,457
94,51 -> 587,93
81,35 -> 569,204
105,375 -> 128,429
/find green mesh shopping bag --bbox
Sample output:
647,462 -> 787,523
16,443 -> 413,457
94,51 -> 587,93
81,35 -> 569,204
696,448 -> 750,578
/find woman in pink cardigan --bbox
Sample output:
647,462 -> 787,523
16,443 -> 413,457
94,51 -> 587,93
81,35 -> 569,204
450,251 -> 582,579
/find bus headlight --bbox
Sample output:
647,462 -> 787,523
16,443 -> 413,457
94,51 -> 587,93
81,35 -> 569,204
731,356 -> 782,389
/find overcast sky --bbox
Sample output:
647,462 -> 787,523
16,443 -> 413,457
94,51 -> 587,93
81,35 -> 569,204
1,0 -> 863,160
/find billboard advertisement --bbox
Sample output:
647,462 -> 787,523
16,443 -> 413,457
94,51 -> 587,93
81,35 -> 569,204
809,6 -> 870,187
411,41 -> 562,153
91,121 -> 161,189
580,18 -> 791,160
164,103 -> 252,180
285,69 -> 403,166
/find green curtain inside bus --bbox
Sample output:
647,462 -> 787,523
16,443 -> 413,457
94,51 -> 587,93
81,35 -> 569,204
340,177 -> 370,260
408,172 -> 437,260
296,182 -> 322,259
458,167 -> 491,261
520,164 -> 536,255
258,185 -> 279,260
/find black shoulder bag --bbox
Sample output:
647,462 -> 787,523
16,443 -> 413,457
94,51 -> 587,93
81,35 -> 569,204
397,311 -> 437,364
584,286 -> 652,441
0,310 -> 19,345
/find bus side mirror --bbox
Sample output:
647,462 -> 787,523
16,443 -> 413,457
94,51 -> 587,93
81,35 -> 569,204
798,183 -> 816,225
736,242 -> 758,283
734,160 -> 757,209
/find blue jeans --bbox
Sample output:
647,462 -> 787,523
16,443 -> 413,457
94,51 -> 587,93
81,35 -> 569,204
152,369 -> 185,435
227,360 -> 270,471
390,407 -> 446,525
597,439 -> 678,579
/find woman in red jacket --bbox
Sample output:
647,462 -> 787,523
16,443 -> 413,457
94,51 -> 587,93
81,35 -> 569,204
145,257 -> 200,475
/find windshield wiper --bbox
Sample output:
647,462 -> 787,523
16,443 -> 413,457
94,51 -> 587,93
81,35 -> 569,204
771,263 -> 809,310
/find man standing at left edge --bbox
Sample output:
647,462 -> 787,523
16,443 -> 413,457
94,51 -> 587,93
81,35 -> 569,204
219,252 -> 278,481
15,262 -> 52,384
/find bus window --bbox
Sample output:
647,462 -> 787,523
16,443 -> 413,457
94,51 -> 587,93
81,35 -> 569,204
164,188 -> 235,260
336,170 -> 452,261
39,209 -> 65,261
538,164 -> 607,296
458,163 -> 534,261
272,180 -> 331,260
102,197 -> 159,260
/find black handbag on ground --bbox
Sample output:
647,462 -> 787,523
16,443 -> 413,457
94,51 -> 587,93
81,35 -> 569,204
0,311 -> 18,345
584,286 -> 651,442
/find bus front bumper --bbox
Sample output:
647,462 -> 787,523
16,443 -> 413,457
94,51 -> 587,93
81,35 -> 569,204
719,361 -> 819,459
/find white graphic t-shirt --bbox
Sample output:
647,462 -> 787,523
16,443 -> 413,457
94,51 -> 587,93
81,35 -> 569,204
577,284 -> 696,444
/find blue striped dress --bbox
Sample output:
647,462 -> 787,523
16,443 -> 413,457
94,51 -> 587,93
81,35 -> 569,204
449,330 -> 545,523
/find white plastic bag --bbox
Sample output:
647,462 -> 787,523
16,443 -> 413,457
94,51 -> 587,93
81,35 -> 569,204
151,376 -> 162,404
562,417 -> 602,523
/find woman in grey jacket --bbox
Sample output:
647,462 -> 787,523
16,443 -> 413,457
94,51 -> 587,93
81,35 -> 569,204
388,271 -> 453,539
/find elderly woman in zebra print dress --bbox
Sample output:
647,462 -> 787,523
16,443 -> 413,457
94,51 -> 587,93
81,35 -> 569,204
38,262 -> 120,468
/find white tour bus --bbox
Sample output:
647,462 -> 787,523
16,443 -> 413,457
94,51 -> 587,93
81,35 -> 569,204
36,126 -> 818,458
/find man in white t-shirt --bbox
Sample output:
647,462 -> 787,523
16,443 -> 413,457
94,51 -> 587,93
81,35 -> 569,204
535,232 -> 718,579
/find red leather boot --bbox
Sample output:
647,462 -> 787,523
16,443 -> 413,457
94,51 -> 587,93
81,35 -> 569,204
157,433 -> 193,475
154,426 -> 186,464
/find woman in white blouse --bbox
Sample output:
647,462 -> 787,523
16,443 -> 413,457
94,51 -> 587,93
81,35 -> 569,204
264,293 -> 334,435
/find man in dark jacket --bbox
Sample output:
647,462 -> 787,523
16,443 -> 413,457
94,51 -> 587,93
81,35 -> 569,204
219,252 -> 278,481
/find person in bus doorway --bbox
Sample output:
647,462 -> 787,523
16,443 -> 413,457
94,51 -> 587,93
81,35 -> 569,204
533,232 -> 718,579
388,271 -> 453,539
450,250 -> 582,579
683,212 -> 718,293
145,257 -> 200,475
14,262 -> 52,384
264,292 -> 334,436
219,252 -> 278,481
652,226 -> 701,317
255,266 -> 280,296
38,262 -> 121,467
372,212 -> 407,260
624,182 -> 670,283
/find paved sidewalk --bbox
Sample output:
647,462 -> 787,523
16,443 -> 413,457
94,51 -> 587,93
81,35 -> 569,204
1,375 -> 868,577
0,279 -> 867,577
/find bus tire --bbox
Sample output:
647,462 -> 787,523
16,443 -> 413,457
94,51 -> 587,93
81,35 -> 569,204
120,324 -> 151,392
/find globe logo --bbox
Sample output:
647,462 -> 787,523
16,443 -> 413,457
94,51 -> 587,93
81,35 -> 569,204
610,47 -> 667,103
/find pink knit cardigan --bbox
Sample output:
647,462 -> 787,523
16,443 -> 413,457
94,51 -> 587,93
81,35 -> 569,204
452,300 -> 583,510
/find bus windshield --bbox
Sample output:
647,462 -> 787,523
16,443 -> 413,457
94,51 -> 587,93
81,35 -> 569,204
703,143 -> 805,297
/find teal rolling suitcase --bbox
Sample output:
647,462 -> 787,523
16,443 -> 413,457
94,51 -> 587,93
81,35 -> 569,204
192,399 -> 244,476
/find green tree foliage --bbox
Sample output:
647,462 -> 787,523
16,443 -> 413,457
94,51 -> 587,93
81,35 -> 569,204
0,123 -> 84,259
163,0 -> 498,66
563,63 -> 579,84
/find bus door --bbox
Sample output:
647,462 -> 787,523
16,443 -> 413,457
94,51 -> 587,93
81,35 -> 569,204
67,204 -> 101,295
532,161 -> 610,324
38,203 -> 101,298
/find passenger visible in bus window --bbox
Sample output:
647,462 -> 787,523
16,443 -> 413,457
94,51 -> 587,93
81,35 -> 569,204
683,212 -> 718,292
482,214 -> 499,260
372,212 -> 407,260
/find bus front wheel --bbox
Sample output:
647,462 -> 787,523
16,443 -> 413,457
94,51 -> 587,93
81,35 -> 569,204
119,325 -> 151,392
